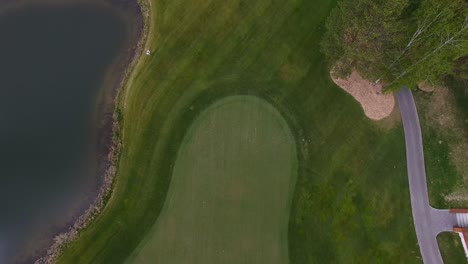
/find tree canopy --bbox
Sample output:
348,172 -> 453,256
321,0 -> 468,90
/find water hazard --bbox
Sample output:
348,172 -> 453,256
0,1 -> 140,262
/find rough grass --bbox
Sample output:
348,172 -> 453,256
415,87 -> 466,209
125,96 -> 297,264
415,78 -> 468,262
438,232 -> 467,264
57,0 -> 421,263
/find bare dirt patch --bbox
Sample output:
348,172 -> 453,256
426,86 -> 459,129
418,81 -> 439,93
331,70 -> 395,120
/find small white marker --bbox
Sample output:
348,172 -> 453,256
146,49 -> 151,56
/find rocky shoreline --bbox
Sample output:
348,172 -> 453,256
34,1 -> 150,263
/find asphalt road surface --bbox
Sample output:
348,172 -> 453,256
397,88 -> 456,264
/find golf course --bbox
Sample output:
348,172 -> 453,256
56,0 -> 423,263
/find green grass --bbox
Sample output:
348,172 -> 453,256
58,0 -> 421,263
415,89 -> 463,209
438,232 -> 467,264
415,77 -> 468,262
415,77 -> 468,209
422,123 -> 460,208
449,77 -> 468,131
126,96 -> 297,263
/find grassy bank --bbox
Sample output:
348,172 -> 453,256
438,232 -> 467,264
416,84 -> 467,209
415,77 -> 468,263
58,0 -> 420,263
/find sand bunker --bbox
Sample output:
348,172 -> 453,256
331,70 -> 395,120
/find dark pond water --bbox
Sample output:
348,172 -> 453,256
0,1 -> 140,262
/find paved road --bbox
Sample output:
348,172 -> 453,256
397,88 -> 457,264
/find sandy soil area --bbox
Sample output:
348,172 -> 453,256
331,70 -> 395,120
418,81 -> 438,92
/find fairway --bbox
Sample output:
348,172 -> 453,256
127,96 -> 297,264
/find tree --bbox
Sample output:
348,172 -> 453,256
321,0 -> 468,90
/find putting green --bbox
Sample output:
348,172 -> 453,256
126,95 -> 297,264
